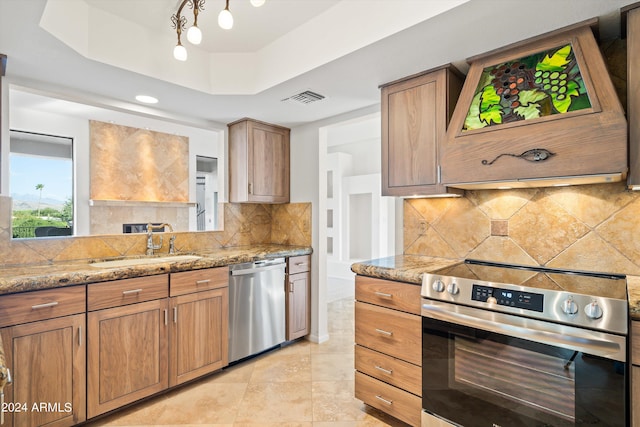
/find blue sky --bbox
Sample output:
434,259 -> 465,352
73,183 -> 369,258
10,154 -> 73,202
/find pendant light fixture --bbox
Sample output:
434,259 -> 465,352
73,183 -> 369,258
171,0 -> 266,61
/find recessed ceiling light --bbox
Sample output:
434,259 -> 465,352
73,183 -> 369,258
136,95 -> 158,104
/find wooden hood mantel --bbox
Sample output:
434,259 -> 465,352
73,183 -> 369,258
440,19 -> 628,189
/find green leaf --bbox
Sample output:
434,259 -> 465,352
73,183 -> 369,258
463,91 -> 486,130
478,85 -> 502,126
513,103 -> 542,120
518,89 -> 547,106
536,44 -> 572,72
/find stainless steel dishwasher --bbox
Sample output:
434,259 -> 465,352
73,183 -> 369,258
228,257 -> 286,363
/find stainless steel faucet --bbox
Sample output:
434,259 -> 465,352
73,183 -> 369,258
146,223 -> 175,256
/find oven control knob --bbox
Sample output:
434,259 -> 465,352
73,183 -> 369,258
432,280 -> 445,293
561,297 -> 578,315
584,300 -> 603,319
447,282 -> 460,295
487,296 -> 497,304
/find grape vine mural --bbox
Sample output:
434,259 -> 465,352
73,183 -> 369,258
463,43 -> 592,131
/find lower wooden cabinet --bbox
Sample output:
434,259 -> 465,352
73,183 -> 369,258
169,287 -> 228,386
87,270 -> 229,418
286,255 -> 311,340
1,314 -> 86,427
0,286 -> 86,427
354,275 -> 422,427
87,298 -> 169,418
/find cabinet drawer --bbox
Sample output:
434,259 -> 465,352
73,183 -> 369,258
355,345 -> 421,396
356,276 -> 421,315
170,267 -> 228,297
355,371 -> 421,427
355,301 -> 421,365
88,274 -> 169,311
0,286 -> 86,327
288,255 -> 310,274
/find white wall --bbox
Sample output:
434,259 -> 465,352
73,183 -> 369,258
290,104 -> 382,343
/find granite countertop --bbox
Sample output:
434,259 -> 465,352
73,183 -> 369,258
353,255 -> 640,322
627,276 -> 640,321
0,244 -> 312,296
351,255 -> 461,285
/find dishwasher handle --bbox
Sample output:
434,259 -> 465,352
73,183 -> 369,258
230,263 -> 285,276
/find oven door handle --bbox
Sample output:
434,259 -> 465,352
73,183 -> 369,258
422,300 -> 626,362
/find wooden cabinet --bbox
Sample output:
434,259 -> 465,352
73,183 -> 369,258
0,286 -> 86,427
286,255 -> 311,340
380,65 -> 463,197
169,267 -> 229,386
440,21 -> 627,188
228,118 -> 290,203
625,3 -> 640,189
87,275 -> 169,418
354,275 -> 422,427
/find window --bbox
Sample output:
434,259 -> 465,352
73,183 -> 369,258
10,130 -> 74,238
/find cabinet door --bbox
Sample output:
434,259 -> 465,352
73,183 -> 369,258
286,271 -> 310,340
87,299 -> 169,418
385,76 -> 438,190
247,121 -> 290,203
1,314 -> 86,427
381,67 -> 462,197
169,288 -> 228,386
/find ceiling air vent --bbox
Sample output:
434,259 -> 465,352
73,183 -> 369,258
282,90 -> 326,105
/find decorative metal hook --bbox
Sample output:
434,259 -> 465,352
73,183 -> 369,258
482,148 -> 556,166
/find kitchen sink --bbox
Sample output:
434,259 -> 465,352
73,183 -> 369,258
90,255 -> 202,268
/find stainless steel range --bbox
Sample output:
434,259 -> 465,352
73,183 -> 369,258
420,259 -> 628,427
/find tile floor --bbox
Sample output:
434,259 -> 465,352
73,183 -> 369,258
87,298 -> 409,427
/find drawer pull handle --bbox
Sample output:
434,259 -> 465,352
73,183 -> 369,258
375,395 -> 393,405
295,262 -> 308,266
374,365 -> 393,375
31,301 -> 59,310
196,279 -> 211,285
374,291 -> 393,298
375,328 -> 393,336
122,289 -> 143,295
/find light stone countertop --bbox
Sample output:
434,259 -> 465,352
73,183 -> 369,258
0,244 -> 312,296
351,255 -> 462,285
627,275 -> 640,321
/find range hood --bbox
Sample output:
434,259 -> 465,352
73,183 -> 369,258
440,19 -> 628,190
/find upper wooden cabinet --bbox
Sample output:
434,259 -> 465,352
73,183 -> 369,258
624,3 -> 640,190
229,118 -> 290,203
440,20 -> 627,189
381,65 -> 464,197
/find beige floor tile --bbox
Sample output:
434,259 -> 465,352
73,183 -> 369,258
249,352 -> 312,383
235,382 -> 313,423
310,333 -> 356,354
311,353 -> 354,382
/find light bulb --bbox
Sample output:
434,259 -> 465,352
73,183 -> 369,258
173,43 -> 187,61
218,8 -> 233,29
250,0 -> 265,6
187,25 -> 202,45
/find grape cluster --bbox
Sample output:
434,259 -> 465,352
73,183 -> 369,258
533,70 -> 569,100
490,62 -> 529,109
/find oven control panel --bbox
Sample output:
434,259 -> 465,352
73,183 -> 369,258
472,284 -> 544,312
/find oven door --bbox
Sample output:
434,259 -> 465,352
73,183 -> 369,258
422,300 -> 627,427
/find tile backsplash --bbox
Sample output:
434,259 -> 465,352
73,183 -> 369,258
404,182 -> 640,276
0,196 -> 311,267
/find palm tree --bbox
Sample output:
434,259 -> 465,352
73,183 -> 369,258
35,183 -> 44,217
